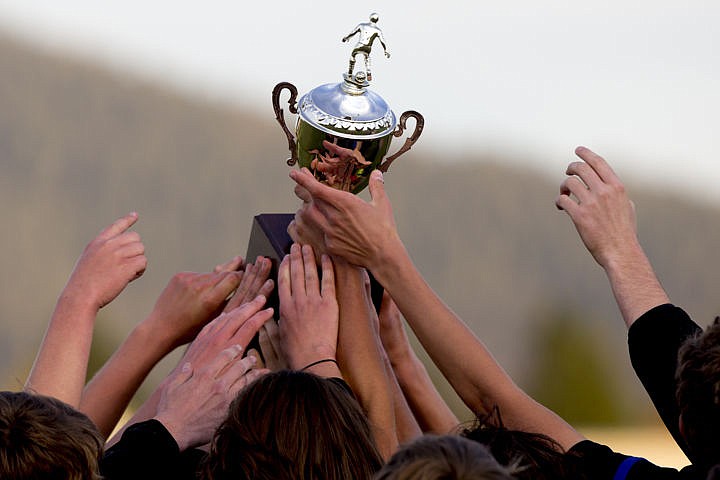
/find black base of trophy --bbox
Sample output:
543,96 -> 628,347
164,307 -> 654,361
244,213 -> 384,317
245,213 -> 295,321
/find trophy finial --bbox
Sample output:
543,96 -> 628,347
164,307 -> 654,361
341,13 -> 391,88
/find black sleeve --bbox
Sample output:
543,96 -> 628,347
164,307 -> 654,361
100,419 -> 205,480
566,440 -> 680,480
627,304 -> 702,458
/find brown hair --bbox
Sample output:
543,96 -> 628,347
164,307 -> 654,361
461,407 -> 570,480
374,434 -> 515,480
676,317 -> 720,466
0,391 -> 103,480
201,370 -> 383,480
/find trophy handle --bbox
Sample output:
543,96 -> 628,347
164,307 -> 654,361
377,110 -> 424,173
272,82 -> 299,166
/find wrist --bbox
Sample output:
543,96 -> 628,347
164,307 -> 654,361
130,320 -> 177,359
289,345 -> 337,371
301,358 -> 342,379
54,290 -> 100,322
152,413 -> 191,452
369,238 -> 410,287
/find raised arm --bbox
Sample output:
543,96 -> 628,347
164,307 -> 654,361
290,168 -> 584,451
555,146 -> 670,327
80,256 -> 249,438
332,258 -> 398,458
378,291 -> 459,435
25,213 -> 147,407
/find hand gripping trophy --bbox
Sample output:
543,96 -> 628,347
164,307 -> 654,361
272,13 -> 424,194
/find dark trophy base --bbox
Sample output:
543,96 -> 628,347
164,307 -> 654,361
244,213 -> 384,317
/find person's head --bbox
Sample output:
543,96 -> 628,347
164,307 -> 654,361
370,13 -> 379,24
0,391 -> 103,480
374,434 -> 515,480
201,370 -> 383,480
461,408 -> 569,480
676,317 -> 720,467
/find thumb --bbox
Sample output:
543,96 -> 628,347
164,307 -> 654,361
368,170 -> 387,206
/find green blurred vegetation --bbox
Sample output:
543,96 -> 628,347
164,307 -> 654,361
527,308 -> 624,425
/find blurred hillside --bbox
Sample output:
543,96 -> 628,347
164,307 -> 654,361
2,32 -> 720,426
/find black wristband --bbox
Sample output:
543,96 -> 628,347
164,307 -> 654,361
300,358 -> 338,372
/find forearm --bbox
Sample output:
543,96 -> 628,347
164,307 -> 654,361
371,243 -> 583,450
382,350 -> 422,444
25,294 -> 98,407
389,347 -> 459,435
334,260 -> 397,458
601,242 -> 670,328
80,320 -> 176,438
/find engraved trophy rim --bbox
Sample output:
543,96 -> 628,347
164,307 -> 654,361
297,82 -> 397,140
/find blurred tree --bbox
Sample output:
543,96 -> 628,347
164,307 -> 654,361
526,307 -> 624,426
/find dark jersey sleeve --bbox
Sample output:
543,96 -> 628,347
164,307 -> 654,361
627,304 -> 702,457
566,440 -> 681,479
100,419 -> 205,480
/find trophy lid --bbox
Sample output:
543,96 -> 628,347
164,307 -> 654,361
297,80 -> 397,140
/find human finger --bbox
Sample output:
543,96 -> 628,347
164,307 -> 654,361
289,243 -> 306,296
98,212 -> 139,241
112,230 -> 142,247
243,257 -> 272,303
559,176 -> 591,204
555,193 -> 580,216
214,255 -> 244,273
278,254 -> 291,304
574,146 -> 619,184
294,183 -> 312,203
168,361 -> 194,389
368,169 -> 387,206
287,219 -> 300,243
320,254 -> 336,299
212,271 -> 243,302
117,240 -> 146,258
126,256 -> 148,280
216,294 -> 267,339
289,168 -> 339,204
206,344 -> 244,377
246,348 -> 265,369
302,245 -> 319,294
565,161 -> 604,192
228,307 -> 274,347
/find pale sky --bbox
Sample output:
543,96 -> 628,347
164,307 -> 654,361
1,1 -> 719,204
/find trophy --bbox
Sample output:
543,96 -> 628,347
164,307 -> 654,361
272,12 -> 424,194
247,13 -> 424,316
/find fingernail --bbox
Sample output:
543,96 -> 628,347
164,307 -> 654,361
182,362 -> 191,373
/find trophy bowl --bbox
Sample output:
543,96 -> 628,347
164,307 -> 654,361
272,14 -> 423,194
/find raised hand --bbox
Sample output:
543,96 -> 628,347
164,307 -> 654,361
63,212 -> 147,311
154,345 -> 267,451
289,168 -> 402,270
278,244 -> 339,375
555,146 -> 639,268
143,265 -> 243,349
